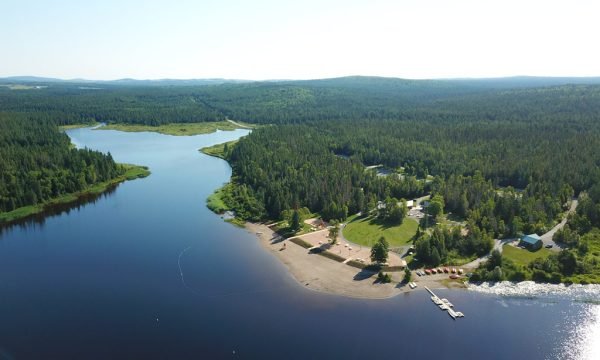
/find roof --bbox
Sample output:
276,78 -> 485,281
522,234 -> 542,244
406,200 -> 414,207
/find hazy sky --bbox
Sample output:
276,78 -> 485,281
1,0 -> 599,80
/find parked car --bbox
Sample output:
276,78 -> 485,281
545,244 -> 553,248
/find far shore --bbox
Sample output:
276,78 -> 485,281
59,119 -> 255,136
245,222 -> 466,299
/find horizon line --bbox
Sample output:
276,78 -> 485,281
2,74 -> 600,83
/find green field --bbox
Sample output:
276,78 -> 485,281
206,185 -> 230,213
98,121 -> 251,136
343,215 -> 418,247
200,140 -> 239,159
0,164 -> 150,224
58,122 -> 100,131
502,245 -> 552,266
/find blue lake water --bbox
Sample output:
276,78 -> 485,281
0,127 -> 598,359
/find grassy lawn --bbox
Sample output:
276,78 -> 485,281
206,185 -> 230,213
98,121 -> 249,136
343,215 -> 418,247
502,245 -> 552,266
200,140 -> 239,159
0,164 -> 150,224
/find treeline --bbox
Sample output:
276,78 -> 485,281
433,173 -> 572,237
0,85 -> 224,126
4,77 -> 600,129
218,83 -> 600,266
225,125 -> 427,221
0,112 -> 123,213
226,106 -> 599,224
415,223 -> 494,266
470,186 -> 600,284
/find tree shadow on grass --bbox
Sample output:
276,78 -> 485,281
367,216 -> 403,230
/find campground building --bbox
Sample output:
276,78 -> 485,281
520,233 -> 543,250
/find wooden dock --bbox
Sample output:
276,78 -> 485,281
424,286 -> 465,320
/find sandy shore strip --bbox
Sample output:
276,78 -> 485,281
245,222 -> 464,299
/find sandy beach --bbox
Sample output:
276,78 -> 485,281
245,222 -> 465,299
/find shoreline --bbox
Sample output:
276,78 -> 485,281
200,143 -> 467,299
244,222 -> 466,299
0,164 -> 150,226
98,121 -> 244,136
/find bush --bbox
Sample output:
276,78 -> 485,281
532,269 -> 549,282
377,271 -> 392,283
404,267 -> 412,283
550,272 -> 562,284
507,269 -> 527,282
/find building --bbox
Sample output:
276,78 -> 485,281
406,200 -> 414,208
521,234 -> 543,250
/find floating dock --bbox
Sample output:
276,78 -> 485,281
425,286 -> 465,320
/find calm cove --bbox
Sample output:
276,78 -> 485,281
0,127 -> 598,359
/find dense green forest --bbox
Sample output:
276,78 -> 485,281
4,76 -> 600,126
3,76 -> 600,282
0,112 -> 123,215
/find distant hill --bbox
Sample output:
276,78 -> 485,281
0,76 -> 251,86
2,74 -> 600,126
0,76 -> 65,83
2,75 -> 600,88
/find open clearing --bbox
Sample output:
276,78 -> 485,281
502,245 -> 552,266
99,121 -> 242,136
343,215 -> 418,247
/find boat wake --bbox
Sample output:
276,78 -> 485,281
467,281 -> 600,303
177,246 -> 286,299
178,246 -> 193,290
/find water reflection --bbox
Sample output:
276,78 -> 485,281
560,305 -> 600,360
468,281 -> 600,304
0,185 -> 118,234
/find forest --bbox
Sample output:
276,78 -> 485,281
0,112 -> 123,216
2,77 -> 600,282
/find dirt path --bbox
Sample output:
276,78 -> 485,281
226,119 -> 253,129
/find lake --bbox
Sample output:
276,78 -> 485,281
0,127 -> 598,359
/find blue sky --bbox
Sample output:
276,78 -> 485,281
1,0 -> 599,80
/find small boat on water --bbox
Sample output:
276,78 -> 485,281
448,308 -> 465,319
441,298 -> 454,307
431,296 -> 443,305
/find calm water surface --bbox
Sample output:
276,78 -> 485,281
0,128 -> 598,359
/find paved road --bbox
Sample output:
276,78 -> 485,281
540,198 -> 579,251
463,198 -> 579,268
462,238 -> 513,269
